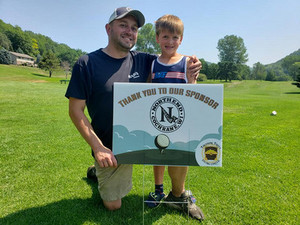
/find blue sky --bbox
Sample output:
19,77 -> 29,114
0,0 -> 299,66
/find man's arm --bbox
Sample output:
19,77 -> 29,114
69,97 -> 118,168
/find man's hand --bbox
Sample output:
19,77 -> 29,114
187,56 -> 202,83
94,147 -> 118,168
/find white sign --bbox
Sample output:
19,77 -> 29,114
113,83 -> 223,167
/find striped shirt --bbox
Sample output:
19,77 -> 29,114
151,56 -> 187,83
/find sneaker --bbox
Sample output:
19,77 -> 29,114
87,165 -> 97,181
164,190 -> 205,221
145,192 -> 166,208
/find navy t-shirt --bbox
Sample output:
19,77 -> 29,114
65,49 -> 156,150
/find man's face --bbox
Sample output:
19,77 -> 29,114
108,15 -> 139,52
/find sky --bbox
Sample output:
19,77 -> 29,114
0,0 -> 299,66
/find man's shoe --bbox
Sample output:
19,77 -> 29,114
87,165 -> 97,181
164,190 -> 205,221
145,192 -> 166,208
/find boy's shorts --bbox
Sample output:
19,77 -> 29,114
94,161 -> 133,202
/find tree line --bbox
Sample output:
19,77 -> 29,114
0,19 -> 85,77
135,23 -> 300,82
0,20 -> 299,82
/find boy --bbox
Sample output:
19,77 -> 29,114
146,15 -> 204,221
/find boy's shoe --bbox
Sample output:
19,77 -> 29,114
164,190 -> 205,221
145,192 -> 166,208
86,165 -> 97,181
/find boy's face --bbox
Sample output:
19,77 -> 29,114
156,29 -> 183,56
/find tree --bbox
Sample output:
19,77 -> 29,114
36,54 -> 41,64
58,49 -> 78,67
206,63 -> 219,80
32,38 -> 39,56
16,47 -> 24,54
277,75 -> 292,81
282,55 -> 300,79
289,62 -> 300,80
252,62 -> 267,80
135,23 -> 160,54
39,51 -> 60,77
265,63 -> 286,79
217,35 -> 248,65
0,32 -> 12,50
0,48 -> 12,64
218,61 -> 238,82
61,61 -> 70,79
291,64 -> 300,88
239,64 -> 251,80
5,27 -> 33,55
199,58 -> 208,76
217,35 -> 248,81
266,69 -> 276,81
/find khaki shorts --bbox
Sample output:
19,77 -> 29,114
94,161 -> 133,202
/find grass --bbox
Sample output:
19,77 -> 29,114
0,64 -> 299,224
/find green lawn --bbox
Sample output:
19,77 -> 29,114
0,64 -> 299,224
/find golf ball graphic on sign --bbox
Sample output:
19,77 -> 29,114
155,134 -> 170,149
155,134 -> 170,154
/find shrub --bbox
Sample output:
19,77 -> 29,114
197,73 -> 207,81
277,75 -> 292,81
0,48 -> 12,64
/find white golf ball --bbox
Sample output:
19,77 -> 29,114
271,111 -> 277,116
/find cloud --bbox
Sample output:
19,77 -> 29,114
113,125 -> 223,155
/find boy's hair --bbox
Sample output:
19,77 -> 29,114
155,14 -> 184,36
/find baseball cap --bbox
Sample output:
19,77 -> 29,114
108,7 -> 145,27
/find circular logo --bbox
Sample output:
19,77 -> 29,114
150,96 -> 185,133
195,139 -> 222,166
201,143 -> 220,164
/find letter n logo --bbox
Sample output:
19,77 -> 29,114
160,106 -> 177,123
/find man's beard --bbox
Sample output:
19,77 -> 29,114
111,29 -> 136,52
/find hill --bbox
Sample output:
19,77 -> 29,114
265,49 -> 300,80
0,19 -> 85,66
266,49 -> 300,67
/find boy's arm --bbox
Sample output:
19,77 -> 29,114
147,58 -> 156,83
68,97 -> 118,168
147,72 -> 152,83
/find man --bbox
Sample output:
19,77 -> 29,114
65,7 -> 201,213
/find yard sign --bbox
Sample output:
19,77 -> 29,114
113,83 -> 223,167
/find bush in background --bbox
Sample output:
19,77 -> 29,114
0,48 -> 11,64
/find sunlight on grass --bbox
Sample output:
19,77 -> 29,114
0,65 -> 299,224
